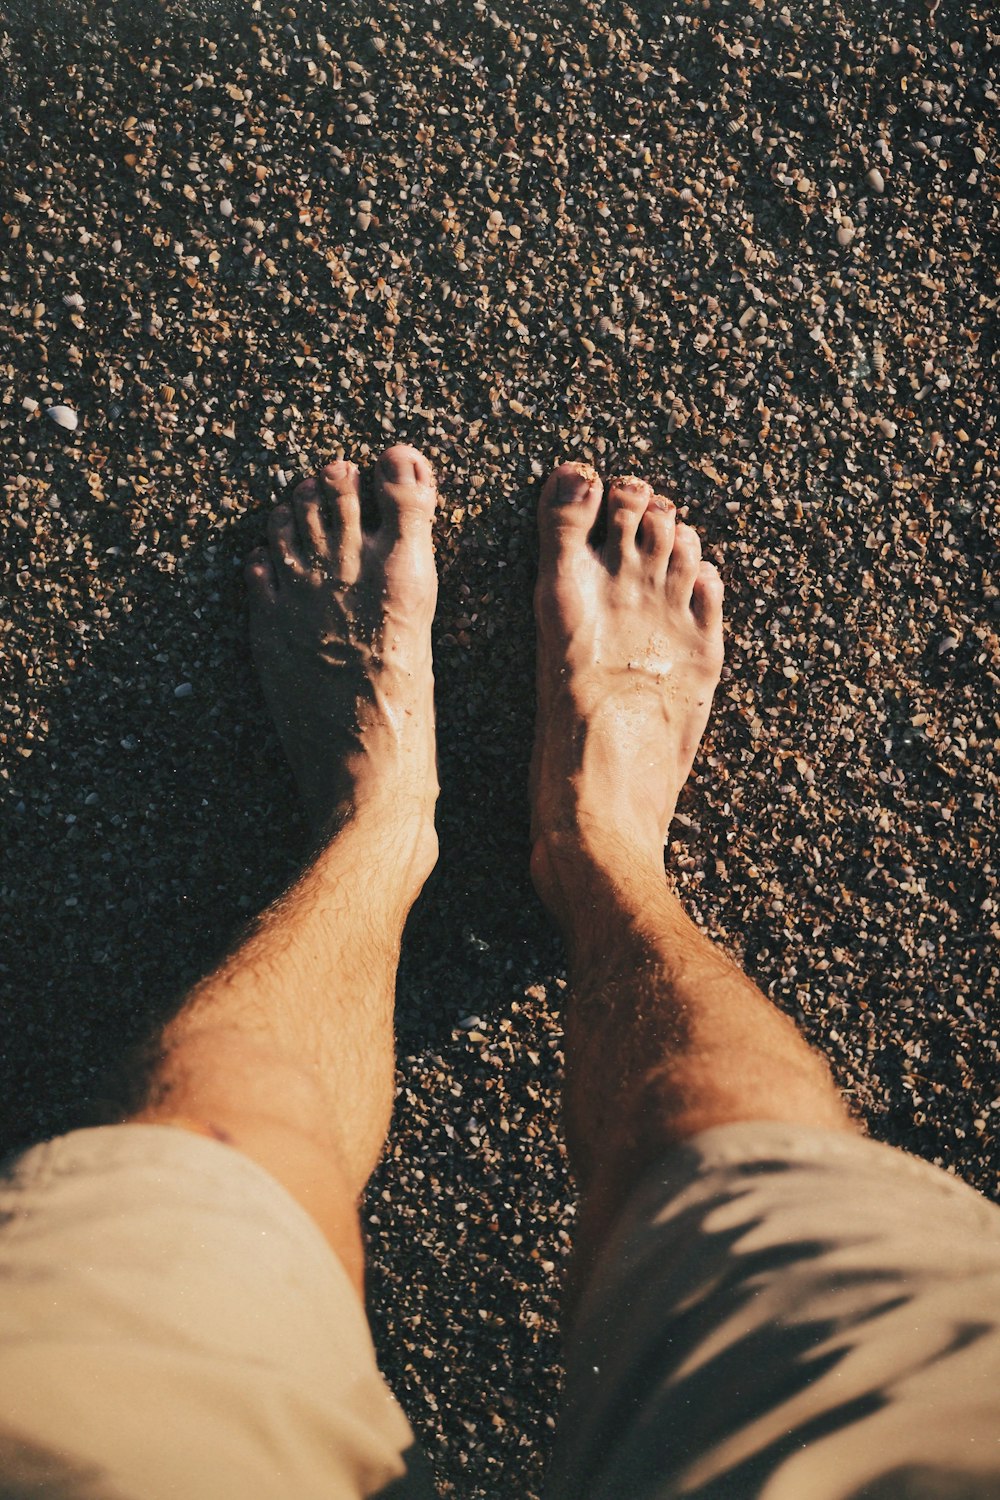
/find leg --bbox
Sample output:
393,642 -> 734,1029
530,462 -> 855,1294
132,445 -> 440,1294
533,465 -> 1000,1500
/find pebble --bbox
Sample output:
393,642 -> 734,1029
865,167 -> 886,194
173,683 -> 194,699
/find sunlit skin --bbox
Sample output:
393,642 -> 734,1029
531,464 -> 724,898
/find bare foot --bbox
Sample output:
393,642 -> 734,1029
531,461 -> 724,913
246,444 -> 439,881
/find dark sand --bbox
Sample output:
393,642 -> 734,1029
1,1 -> 997,1493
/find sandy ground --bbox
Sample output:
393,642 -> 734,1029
1,1 -> 998,1494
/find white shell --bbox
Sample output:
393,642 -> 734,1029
62,292 -> 85,310
46,404 -> 79,431
865,167 -> 885,193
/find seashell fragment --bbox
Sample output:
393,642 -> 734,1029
46,404 -> 79,431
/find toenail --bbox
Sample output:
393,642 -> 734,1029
651,500 -> 675,513
555,462 -> 599,497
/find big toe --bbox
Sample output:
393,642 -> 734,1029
372,444 -> 437,541
538,461 -> 603,559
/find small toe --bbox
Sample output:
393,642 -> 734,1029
268,503 -> 305,575
320,459 -> 363,581
666,520 -> 702,600
604,476 -> 653,569
538,461 -> 604,559
637,496 -> 676,573
691,559 -> 725,628
292,477 -> 330,564
245,546 -> 278,605
373,444 -> 437,541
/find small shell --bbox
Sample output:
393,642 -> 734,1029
872,343 -> 885,376
62,292 -> 85,310
46,404 -> 79,431
865,167 -> 886,193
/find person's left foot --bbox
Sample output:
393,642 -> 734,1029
246,445 -> 439,878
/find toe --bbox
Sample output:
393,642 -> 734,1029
292,477 -> 330,564
245,546 -> 278,605
538,461 -> 604,560
604,476 -> 652,570
268,503 -> 305,576
666,520 -> 702,601
372,444 -> 437,541
637,495 -> 676,575
320,459 -> 363,582
691,559 -> 725,629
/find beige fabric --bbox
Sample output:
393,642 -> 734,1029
548,1122 -> 1000,1500
0,1125 -> 424,1500
5,1120 -> 999,1500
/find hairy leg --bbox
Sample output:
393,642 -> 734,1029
531,463 -> 855,1296
132,445 -> 440,1293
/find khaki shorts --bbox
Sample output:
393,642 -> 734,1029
1,1123 -> 998,1499
550,1123 -> 1000,1500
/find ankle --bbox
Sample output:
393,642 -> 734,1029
531,823 -> 667,935
310,796 -> 439,917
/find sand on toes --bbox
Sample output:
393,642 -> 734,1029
531,460 -> 725,894
245,444 -> 440,858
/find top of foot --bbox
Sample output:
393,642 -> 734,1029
531,460 -> 724,906
245,445 -> 439,877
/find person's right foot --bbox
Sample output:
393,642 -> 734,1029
531,461 -> 724,912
